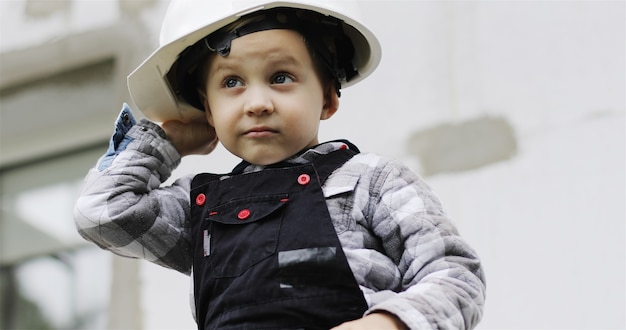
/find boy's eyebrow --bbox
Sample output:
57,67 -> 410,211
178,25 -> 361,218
265,53 -> 304,68
211,50 -> 304,73
211,61 -> 236,74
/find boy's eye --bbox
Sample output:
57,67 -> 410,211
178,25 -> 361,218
271,73 -> 294,85
223,77 -> 243,88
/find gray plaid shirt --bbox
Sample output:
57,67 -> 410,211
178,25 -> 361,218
74,106 -> 485,329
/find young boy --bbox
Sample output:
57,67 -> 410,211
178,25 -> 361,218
74,1 -> 485,329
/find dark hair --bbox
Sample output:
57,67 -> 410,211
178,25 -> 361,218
166,7 -> 356,111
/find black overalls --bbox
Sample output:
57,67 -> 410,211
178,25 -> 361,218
190,144 -> 368,329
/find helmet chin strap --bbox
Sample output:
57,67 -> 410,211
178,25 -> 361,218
204,18 -> 296,57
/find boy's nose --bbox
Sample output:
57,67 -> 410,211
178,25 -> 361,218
243,87 -> 274,116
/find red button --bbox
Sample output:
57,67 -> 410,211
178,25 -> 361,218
297,174 -> 311,185
196,193 -> 206,206
340,144 -> 348,150
237,209 -> 251,220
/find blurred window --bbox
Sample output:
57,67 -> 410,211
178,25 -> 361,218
0,147 -> 111,330
0,60 -> 115,329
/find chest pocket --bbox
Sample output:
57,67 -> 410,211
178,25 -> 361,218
323,173 -> 360,234
205,194 -> 289,278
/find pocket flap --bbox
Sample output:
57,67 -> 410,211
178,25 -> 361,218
206,194 -> 289,225
323,174 -> 360,198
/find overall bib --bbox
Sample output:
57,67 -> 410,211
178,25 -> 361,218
190,145 -> 368,329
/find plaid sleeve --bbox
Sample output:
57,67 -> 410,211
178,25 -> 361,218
337,154 -> 486,329
74,106 -> 193,275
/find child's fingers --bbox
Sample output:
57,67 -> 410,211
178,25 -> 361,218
162,120 -> 219,156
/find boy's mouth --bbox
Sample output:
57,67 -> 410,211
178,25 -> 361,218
244,126 -> 278,137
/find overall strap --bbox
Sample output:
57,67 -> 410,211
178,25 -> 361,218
312,147 -> 358,185
191,172 -> 222,190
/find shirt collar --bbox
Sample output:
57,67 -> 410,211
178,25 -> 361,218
234,140 -> 356,174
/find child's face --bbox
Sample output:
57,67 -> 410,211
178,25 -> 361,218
203,29 -> 338,165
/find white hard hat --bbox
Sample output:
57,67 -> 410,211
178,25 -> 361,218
127,0 -> 382,123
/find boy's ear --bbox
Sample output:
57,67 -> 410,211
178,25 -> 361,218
204,99 -> 215,127
320,83 -> 339,120
199,88 -> 215,127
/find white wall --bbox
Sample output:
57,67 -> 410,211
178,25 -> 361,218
2,0 -> 623,329
348,2 -> 625,329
